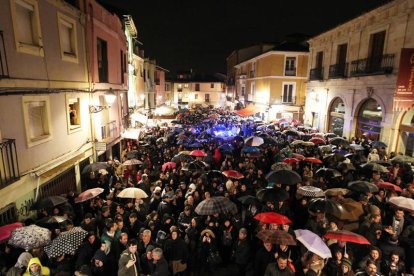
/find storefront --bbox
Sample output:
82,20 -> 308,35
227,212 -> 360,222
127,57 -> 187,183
356,98 -> 382,140
328,98 -> 345,137
398,109 -> 414,156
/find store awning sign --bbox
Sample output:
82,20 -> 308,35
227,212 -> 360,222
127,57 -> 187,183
394,48 -> 414,111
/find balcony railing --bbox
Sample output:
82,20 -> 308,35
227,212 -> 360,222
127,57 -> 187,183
101,120 -> 117,140
309,67 -> 324,80
281,96 -> 297,104
0,31 -> 10,78
329,63 -> 348,79
285,69 -> 296,76
349,54 -> 394,77
0,139 -> 20,189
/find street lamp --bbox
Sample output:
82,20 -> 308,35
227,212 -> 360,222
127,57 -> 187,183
89,88 -> 117,113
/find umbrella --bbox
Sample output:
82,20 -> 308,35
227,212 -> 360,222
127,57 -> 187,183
304,157 -> 323,164
291,140 -> 304,146
81,162 -> 110,174
334,149 -> 349,155
337,162 -> 356,171
44,227 -> 88,258
324,230 -> 370,245
254,212 -> 292,225
8,225 -> 51,251
117,187 -> 148,199
205,170 -> 225,181
370,160 -> 392,167
324,188 -> 350,197
323,153 -> 346,164
123,159 -> 143,166
283,158 -> 300,164
257,230 -> 296,245
372,141 -> 387,148
188,142 -> 202,148
325,133 -> 337,139
179,150 -> 191,155
340,200 -> 365,221
237,195 -> 260,206
245,136 -> 264,147
319,145 -> 333,153
156,137 -> 167,144
391,155 -> 414,164
242,146 -> 260,154
302,141 -> 315,147
162,162 -> 177,172
75,188 -> 104,203
291,153 -> 305,160
349,144 -> 365,151
309,137 -> 326,145
315,168 -> 342,178
329,137 -> 350,147
294,229 -> 332,259
361,163 -> 388,173
308,198 -> 345,217
283,130 -> 301,137
266,169 -> 302,186
257,188 -> 289,202
171,153 -> 193,163
35,216 -> 67,228
388,196 -> 414,212
218,144 -> 234,154
376,182 -> 402,192
271,162 -> 292,171
195,196 -> 237,215
190,150 -> 207,157
297,186 -> 325,198
348,181 -> 379,193
182,160 -> 209,172
0,222 -> 23,243
222,170 -> 244,179
31,196 -> 68,210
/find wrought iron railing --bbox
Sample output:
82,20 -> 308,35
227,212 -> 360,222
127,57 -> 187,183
329,63 -> 348,79
349,54 -> 394,77
309,67 -> 324,80
38,168 -> 76,200
0,139 -> 20,189
0,31 -> 10,78
285,69 -> 296,76
0,203 -> 17,226
281,96 -> 297,104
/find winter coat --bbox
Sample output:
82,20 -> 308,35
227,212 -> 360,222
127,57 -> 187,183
151,257 -> 169,276
264,262 -> 294,276
118,249 -> 141,276
164,237 -> 188,262
254,247 -> 276,276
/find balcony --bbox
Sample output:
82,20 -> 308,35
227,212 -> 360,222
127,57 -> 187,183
285,69 -> 296,76
281,96 -> 297,105
309,67 -> 324,81
0,139 -> 20,189
329,63 -> 348,79
349,54 -> 394,77
0,31 -> 10,78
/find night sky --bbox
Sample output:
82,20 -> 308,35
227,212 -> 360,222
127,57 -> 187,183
101,0 -> 390,76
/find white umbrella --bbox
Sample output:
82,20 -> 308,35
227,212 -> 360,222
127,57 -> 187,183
294,229 -> 332,259
245,136 -> 264,147
9,225 -> 51,251
123,159 -> 143,166
117,187 -> 148,199
388,196 -> 414,212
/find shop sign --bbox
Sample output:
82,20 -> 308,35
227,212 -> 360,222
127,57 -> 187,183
394,48 -> 414,111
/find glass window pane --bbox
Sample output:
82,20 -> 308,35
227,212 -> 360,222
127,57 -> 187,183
16,3 -> 34,45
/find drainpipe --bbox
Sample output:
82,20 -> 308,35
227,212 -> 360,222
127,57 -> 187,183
350,89 -> 356,139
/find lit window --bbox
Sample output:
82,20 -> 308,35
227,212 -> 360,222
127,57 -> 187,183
58,13 -> 78,63
66,95 -> 82,132
22,96 -> 53,147
211,83 -> 214,88
11,0 -> 43,56
195,94 -> 198,99
282,83 -> 295,103
285,57 -> 296,76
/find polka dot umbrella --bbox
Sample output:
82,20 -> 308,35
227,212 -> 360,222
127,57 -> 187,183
44,227 -> 87,258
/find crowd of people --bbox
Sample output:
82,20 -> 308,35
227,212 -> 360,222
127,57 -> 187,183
1,108 -> 414,276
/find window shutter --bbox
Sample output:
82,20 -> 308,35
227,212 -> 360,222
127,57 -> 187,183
28,102 -> 46,139
16,2 -> 34,45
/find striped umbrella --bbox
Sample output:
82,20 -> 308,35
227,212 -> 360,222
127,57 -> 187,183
195,196 -> 237,215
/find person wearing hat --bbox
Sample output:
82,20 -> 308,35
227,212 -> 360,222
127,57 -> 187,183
164,229 -> 188,275
7,252 -> 33,276
340,258 -> 355,276
185,183 -> 197,198
157,192 -> 174,219
23,257 -> 50,276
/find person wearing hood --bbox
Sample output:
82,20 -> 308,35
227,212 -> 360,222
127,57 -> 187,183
164,228 -> 188,275
90,246 -> 107,276
22,257 -> 50,276
6,252 -> 33,276
118,239 -> 141,276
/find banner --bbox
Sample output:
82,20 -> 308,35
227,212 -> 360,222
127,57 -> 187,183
394,48 -> 414,111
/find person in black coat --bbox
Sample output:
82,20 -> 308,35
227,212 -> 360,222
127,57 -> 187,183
164,229 -> 188,275
75,232 -> 100,271
230,228 -> 252,275
127,213 -> 142,239
140,245 -> 155,276
151,248 -> 170,276
254,241 -> 276,276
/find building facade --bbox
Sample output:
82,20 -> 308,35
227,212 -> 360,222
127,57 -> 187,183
304,0 -> 414,156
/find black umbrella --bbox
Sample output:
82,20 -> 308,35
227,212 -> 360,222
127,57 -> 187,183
265,169 -> 302,186
323,153 -> 346,165
257,188 -> 289,202
348,181 -> 379,193
370,160 -> 392,167
81,162 -> 110,174
337,163 -> 356,172
171,154 -> 193,164
329,137 -> 350,147
31,196 -> 68,210
182,160 -> 209,172
218,144 -> 234,154
283,130 -> 300,137
308,198 -> 345,217
360,163 -> 389,173
237,195 -> 260,206
372,141 -> 387,148
315,168 -> 342,178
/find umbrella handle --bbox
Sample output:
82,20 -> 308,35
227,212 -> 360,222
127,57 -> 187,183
344,243 -> 347,256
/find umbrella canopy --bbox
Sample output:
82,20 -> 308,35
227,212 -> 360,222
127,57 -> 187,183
222,170 -> 244,179
35,216 -> 67,228
75,188 -> 104,203
9,225 -> 51,251
254,212 -> 292,225
266,169 -> 302,186
44,227 -> 88,258
323,153 -> 346,164
297,186 -> 325,198
31,196 -> 68,210
257,230 -> 296,245
294,229 -> 332,259
291,140 -> 304,146
162,162 -> 177,172
302,141 -> 315,147
237,195 -> 260,206
325,133 -> 338,139
218,144 -> 234,154
171,153 -> 193,164
348,181 -> 379,193
283,130 -> 301,137
329,137 -> 350,147
195,196 -> 237,215
81,162 -> 110,174
242,146 -> 260,154
304,157 -> 323,164
349,144 -> 365,151
182,160 -> 209,172
324,188 -> 350,197
123,159 -> 143,166
360,163 -> 389,173
391,155 -> 414,164
271,162 -> 292,171
291,153 -> 305,160
257,188 -> 289,202
117,187 -> 148,199
324,230 -> 370,245
245,136 -> 264,147
388,196 -> 414,212
315,168 -> 342,179
376,182 -> 402,192
0,222 -> 23,243
337,162 -> 356,172
190,150 -> 207,157
370,160 -> 392,167
309,137 -> 326,145
340,200 -> 365,221
372,141 -> 387,148
308,198 -> 345,218
283,158 -> 300,164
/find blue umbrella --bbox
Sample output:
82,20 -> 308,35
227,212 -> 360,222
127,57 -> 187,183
242,146 -> 260,153
188,142 -> 202,148
334,149 -> 349,155
219,144 -> 234,154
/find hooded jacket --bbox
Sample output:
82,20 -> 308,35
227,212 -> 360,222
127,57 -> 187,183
23,257 -> 50,276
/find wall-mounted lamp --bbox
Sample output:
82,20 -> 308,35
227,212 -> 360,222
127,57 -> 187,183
89,88 -> 117,113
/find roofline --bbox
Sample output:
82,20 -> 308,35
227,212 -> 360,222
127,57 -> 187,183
156,65 -> 169,72
234,50 -> 309,68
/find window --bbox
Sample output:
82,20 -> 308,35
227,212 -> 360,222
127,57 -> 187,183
195,94 -> 198,100
22,96 -> 53,147
211,83 -> 214,88
177,84 -> 182,92
66,95 -> 81,132
97,38 -> 108,82
120,50 -> 124,83
316,51 -> 323,68
205,94 -> 210,102
285,57 -> 296,76
250,62 -> 256,77
250,82 -> 255,96
10,0 -> 43,56
195,83 -> 200,91
282,83 -> 295,103
241,86 -> 245,96
184,84 -> 189,88
57,13 -> 78,63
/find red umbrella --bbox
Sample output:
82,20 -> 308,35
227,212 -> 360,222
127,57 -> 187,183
283,158 -> 300,164
190,150 -> 207,157
254,212 -> 292,225
162,161 -> 177,172
309,137 -> 326,145
0,222 -> 24,242
222,170 -> 244,179
377,182 -> 402,192
75,188 -> 104,203
304,157 -> 323,164
324,230 -> 370,245
291,153 -> 305,160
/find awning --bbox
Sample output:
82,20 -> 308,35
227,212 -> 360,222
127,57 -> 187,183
154,105 -> 177,116
235,104 -> 266,117
121,128 -> 141,140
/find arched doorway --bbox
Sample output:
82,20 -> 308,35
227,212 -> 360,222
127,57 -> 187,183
328,97 -> 345,137
398,108 -> 414,156
356,98 -> 382,140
